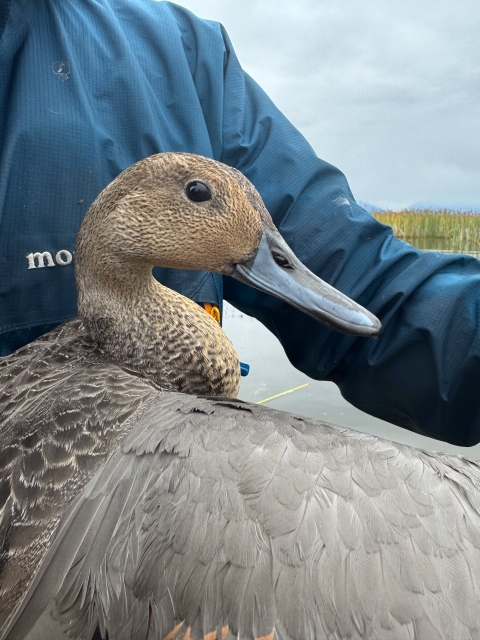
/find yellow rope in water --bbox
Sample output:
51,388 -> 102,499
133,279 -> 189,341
257,382 -> 309,405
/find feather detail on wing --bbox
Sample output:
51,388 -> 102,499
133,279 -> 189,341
5,394 -> 480,640
0,320 -> 155,635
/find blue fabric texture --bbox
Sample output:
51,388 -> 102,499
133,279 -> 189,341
1,0 -> 479,445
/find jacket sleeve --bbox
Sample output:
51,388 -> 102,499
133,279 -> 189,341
184,17 -> 480,446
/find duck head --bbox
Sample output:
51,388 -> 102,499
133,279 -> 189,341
77,152 -> 381,340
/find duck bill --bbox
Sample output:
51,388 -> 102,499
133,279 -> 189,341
231,229 -> 381,337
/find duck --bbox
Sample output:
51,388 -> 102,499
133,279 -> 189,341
0,152 -> 479,640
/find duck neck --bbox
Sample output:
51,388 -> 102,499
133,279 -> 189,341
76,258 -> 240,397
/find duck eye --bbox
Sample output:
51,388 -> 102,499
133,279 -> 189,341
186,181 -> 212,203
272,252 -> 292,269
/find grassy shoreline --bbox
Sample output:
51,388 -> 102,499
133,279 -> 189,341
371,209 -> 480,253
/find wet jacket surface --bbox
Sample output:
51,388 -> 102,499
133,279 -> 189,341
1,0 -> 479,445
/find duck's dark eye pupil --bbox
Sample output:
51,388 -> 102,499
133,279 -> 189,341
186,181 -> 212,202
273,252 -> 291,268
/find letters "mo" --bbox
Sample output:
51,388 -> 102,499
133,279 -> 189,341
26,250 -> 73,269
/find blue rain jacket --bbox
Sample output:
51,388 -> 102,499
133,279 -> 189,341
1,0 -> 480,445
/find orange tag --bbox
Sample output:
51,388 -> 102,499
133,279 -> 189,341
203,303 -> 221,323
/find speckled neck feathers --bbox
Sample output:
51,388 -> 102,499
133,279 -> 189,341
79,273 -> 240,396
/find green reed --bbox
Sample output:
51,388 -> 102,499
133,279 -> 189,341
372,209 -> 480,253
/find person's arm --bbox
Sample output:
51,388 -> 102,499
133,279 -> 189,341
178,10 -> 480,446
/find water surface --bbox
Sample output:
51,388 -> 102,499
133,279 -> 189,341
223,302 -> 480,459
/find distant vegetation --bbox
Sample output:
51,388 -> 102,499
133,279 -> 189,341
372,209 -> 480,254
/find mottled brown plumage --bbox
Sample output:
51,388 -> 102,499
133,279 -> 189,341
76,153 -> 269,397
0,320 -> 155,631
2,153 -> 479,640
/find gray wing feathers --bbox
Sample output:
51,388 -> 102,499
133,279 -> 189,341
10,395 -> 480,640
0,321 -> 155,636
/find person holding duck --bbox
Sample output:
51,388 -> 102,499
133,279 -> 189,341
1,0 -> 479,447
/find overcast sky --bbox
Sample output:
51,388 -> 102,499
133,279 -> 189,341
174,0 -> 480,210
